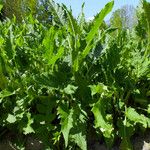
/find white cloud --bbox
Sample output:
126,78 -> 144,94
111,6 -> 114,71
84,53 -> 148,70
86,16 -> 94,22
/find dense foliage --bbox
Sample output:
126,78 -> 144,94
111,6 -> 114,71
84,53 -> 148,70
0,0 -> 52,24
0,0 -> 150,150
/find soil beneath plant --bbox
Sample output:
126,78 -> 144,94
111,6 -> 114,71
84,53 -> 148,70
1,130 -> 150,150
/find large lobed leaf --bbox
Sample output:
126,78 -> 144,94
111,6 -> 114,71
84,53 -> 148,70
58,104 -> 74,147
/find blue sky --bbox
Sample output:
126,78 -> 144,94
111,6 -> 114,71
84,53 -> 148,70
55,0 -> 150,20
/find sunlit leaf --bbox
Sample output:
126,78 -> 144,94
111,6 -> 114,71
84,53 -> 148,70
58,105 -> 74,147
6,114 -> 16,123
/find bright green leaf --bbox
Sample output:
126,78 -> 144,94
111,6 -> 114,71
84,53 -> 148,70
58,105 -> 74,147
148,105 -> 150,114
89,83 -> 108,96
92,99 -> 114,145
64,85 -> 78,95
0,4 -> 3,12
86,1 -> 114,42
23,113 -> 35,135
125,107 -> 147,128
0,90 -> 15,99
81,1 -> 114,59
71,132 -> 87,150
6,114 -> 16,123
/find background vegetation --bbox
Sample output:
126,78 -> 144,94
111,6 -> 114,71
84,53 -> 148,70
0,0 -> 150,149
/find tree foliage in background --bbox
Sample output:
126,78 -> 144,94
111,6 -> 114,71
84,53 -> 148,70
110,5 -> 137,30
1,0 -> 36,21
0,0 -> 53,23
136,1 -> 150,41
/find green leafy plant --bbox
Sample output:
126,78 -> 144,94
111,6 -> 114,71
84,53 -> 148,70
0,0 -> 150,150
